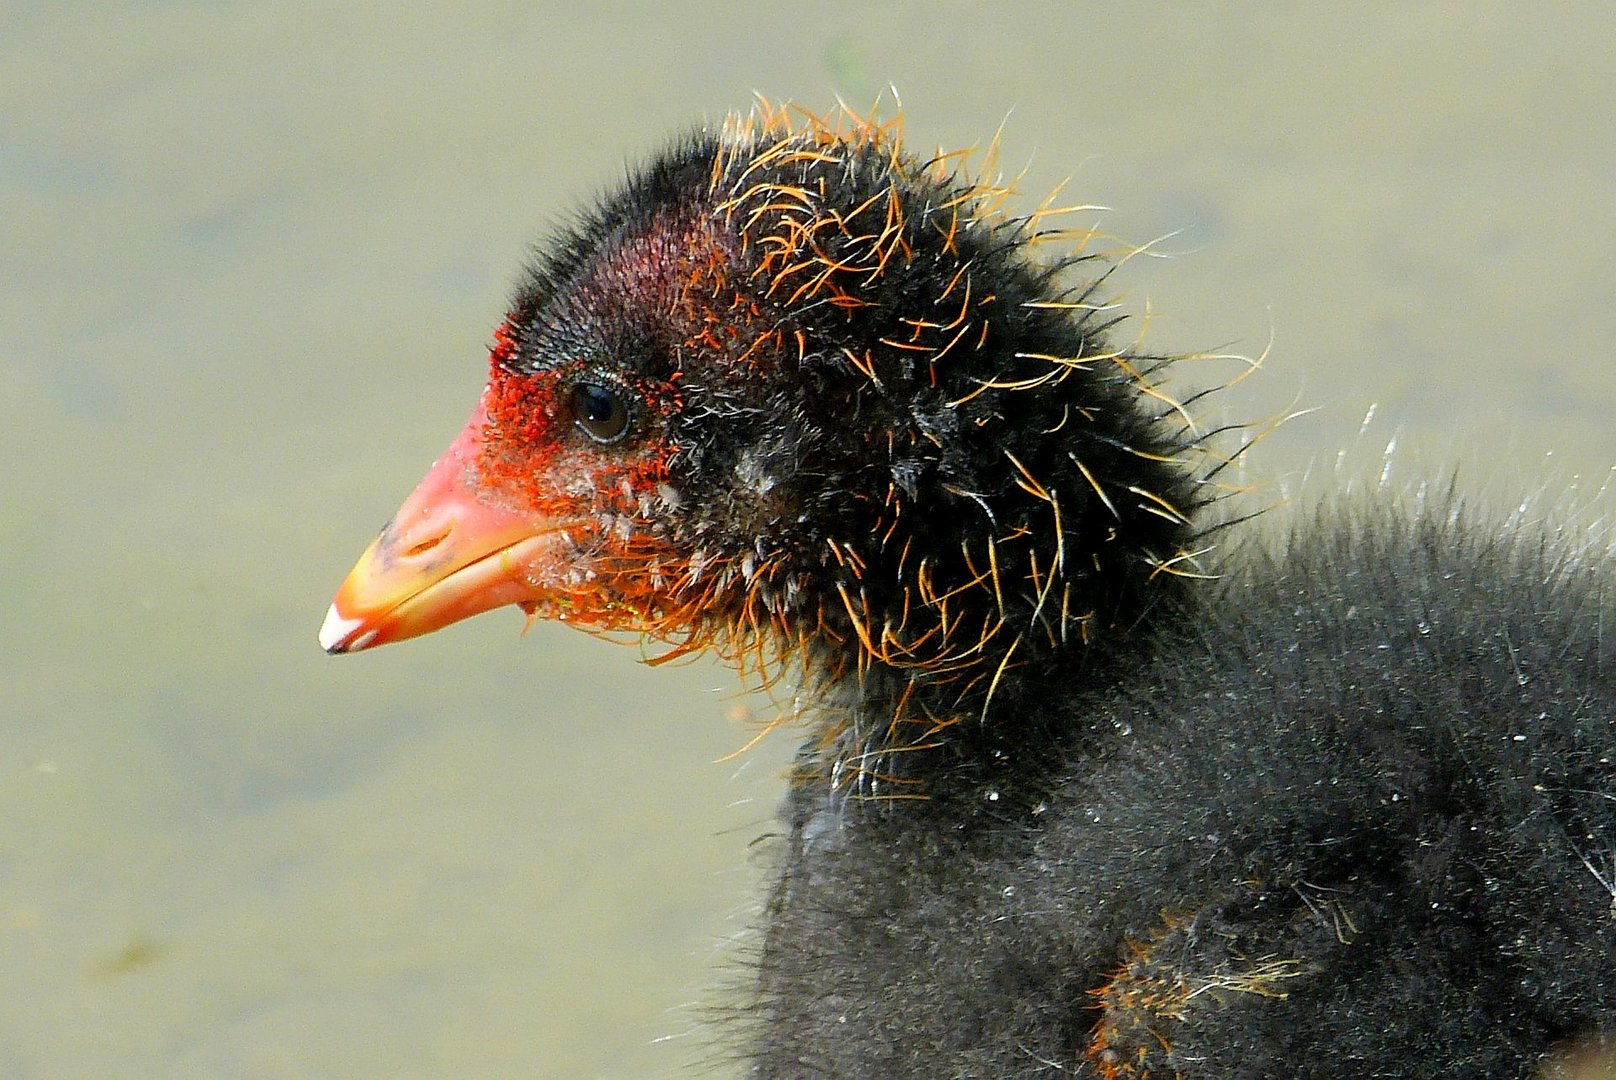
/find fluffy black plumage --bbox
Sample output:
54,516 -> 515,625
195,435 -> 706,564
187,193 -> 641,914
752,499 -> 1616,1077
323,104 -> 1616,1078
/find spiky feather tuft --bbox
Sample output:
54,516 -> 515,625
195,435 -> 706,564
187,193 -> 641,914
486,102 -> 1258,793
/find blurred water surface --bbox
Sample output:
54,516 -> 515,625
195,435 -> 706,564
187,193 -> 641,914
3,4 -> 1614,1077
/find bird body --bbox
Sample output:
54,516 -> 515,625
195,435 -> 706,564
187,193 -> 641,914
321,103 -> 1616,1077
753,502 -> 1616,1077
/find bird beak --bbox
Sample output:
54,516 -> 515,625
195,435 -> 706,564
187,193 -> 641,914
319,400 -> 564,654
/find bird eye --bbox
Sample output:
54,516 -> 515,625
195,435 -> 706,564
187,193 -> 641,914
570,382 -> 632,444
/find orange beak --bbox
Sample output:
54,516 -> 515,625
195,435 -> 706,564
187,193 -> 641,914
319,400 -> 572,654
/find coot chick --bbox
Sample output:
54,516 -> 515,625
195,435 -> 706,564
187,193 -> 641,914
321,103 -> 1616,1077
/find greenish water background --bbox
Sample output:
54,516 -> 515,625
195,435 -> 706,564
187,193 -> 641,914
4,4 -> 1614,1076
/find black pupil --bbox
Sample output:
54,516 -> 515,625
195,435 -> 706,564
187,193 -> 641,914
572,383 -> 629,442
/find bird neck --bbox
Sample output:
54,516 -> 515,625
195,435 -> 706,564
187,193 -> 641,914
770,423 -> 1203,795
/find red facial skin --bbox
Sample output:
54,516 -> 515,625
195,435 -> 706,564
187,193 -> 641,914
320,209 -> 752,656
319,314 -> 676,653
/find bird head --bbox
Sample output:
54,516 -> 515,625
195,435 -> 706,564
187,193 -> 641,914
322,103 -> 1218,746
